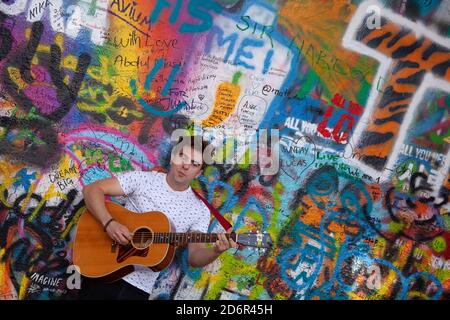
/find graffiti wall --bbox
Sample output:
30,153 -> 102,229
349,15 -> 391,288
0,0 -> 449,300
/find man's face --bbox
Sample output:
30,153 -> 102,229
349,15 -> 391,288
170,145 -> 203,184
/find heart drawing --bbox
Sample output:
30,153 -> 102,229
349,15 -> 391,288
280,134 -> 317,181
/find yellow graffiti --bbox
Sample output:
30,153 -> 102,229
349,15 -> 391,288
27,184 -> 67,222
267,181 -> 283,246
0,249 -> 5,287
203,253 -> 257,300
18,275 -> 29,300
60,206 -> 85,239
202,73 -> 242,127
59,155 -> 79,180
32,30 -> 65,56
0,163 -> 20,189
7,67 -> 27,90
444,135 -> 450,144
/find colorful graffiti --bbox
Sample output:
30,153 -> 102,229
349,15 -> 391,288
0,0 -> 449,300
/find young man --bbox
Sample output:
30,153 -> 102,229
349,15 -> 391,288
79,136 -> 237,300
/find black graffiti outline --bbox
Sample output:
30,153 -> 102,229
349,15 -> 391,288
1,20 -> 91,167
0,12 -> 13,61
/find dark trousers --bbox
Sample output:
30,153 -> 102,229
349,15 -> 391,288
79,276 -> 149,300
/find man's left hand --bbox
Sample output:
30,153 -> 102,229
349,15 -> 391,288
213,228 -> 238,254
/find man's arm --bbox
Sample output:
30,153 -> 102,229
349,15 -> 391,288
82,177 -> 131,245
187,229 -> 238,268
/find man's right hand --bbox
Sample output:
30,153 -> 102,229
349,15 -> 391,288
105,221 -> 132,245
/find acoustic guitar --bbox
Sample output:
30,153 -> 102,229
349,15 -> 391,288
73,201 -> 272,282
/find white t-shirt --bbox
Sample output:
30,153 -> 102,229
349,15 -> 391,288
116,171 -> 210,294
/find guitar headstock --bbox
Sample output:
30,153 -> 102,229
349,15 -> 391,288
236,232 -> 273,249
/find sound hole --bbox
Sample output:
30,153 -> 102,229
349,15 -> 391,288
132,227 -> 153,249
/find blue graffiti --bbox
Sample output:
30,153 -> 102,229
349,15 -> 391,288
234,197 -> 268,232
13,168 -> 37,191
130,58 -> 187,117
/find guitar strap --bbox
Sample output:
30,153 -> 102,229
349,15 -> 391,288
151,167 -> 233,231
191,189 -> 232,230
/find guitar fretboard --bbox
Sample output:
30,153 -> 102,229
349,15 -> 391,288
151,233 -> 236,244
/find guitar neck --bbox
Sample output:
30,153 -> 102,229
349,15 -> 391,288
151,232 -> 237,244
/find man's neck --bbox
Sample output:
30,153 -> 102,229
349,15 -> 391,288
165,173 -> 190,192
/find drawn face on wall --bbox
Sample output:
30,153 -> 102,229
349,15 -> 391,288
386,172 -> 446,242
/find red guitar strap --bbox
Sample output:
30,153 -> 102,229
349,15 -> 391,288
191,189 -> 232,231
151,166 -> 233,231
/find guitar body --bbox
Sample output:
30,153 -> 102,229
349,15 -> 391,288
73,201 -> 176,283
